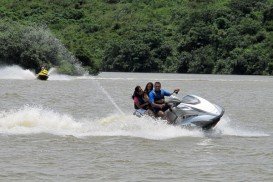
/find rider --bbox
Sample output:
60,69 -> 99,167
39,66 -> 48,76
132,86 -> 150,116
149,82 -> 180,118
144,82 -> 153,96
143,82 -> 153,109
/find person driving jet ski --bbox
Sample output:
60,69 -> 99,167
37,66 -> 49,80
149,82 -> 180,119
39,66 -> 48,75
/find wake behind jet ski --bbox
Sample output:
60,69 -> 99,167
37,66 -> 49,80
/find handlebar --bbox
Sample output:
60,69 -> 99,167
172,89 -> 180,94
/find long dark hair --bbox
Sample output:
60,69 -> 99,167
132,86 -> 141,99
144,82 -> 153,93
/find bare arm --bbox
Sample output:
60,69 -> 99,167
151,102 -> 165,109
135,101 -> 149,109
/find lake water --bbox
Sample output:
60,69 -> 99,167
0,66 -> 273,181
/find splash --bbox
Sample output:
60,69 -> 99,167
0,65 -> 36,80
213,116 -> 270,137
47,68 -> 73,81
93,80 -> 125,115
0,66 -> 86,81
0,106 -> 82,136
21,24 -> 86,75
0,106 -> 203,140
0,21 -> 87,76
0,106 -> 269,139
47,67 -> 91,80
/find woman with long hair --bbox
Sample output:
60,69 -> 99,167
143,82 -> 153,102
132,86 -> 150,116
133,85 -> 155,117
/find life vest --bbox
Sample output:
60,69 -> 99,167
152,90 -> 165,103
134,96 -> 148,110
39,69 -> 48,76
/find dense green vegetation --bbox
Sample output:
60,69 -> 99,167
1,0 -> 273,75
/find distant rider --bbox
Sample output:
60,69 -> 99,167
39,66 -> 48,76
149,82 -> 180,119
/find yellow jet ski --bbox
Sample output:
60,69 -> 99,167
37,68 -> 49,80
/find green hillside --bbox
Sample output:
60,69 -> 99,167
1,0 -> 273,75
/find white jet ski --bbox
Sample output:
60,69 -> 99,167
165,94 -> 224,130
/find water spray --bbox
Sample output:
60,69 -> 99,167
93,79 -> 125,115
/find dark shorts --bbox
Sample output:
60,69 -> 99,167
153,104 -> 170,114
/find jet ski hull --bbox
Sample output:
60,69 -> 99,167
37,75 -> 48,80
135,94 -> 225,130
174,106 -> 225,130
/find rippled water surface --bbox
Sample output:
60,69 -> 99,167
0,66 -> 273,181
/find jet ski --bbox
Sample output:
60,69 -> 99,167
37,69 -> 49,80
134,94 -> 224,130
165,94 -> 224,130
37,74 -> 48,80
